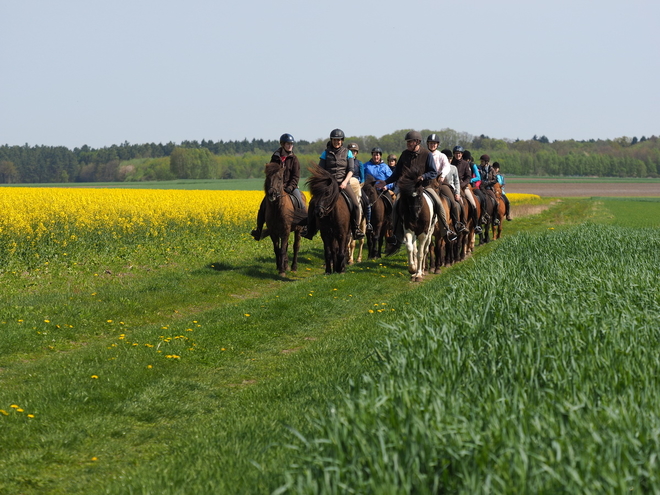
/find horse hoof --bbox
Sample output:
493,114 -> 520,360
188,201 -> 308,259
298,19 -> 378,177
279,272 -> 286,277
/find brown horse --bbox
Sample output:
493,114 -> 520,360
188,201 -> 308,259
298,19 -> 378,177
465,187 -> 483,254
264,161 -> 307,277
362,175 -> 392,259
428,179 -> 457,273
492,183 -> 507,240
307,166 -> 351,274
397,171 -> 437,282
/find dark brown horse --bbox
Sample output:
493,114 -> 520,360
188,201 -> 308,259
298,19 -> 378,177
397,170 -> 437,282
307,166 -> 351,274
362,175 -> 392,259
264,161 -> 307,277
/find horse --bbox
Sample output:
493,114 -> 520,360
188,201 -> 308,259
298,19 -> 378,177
362,175 -> 392,260
465,187 -> 483,254
306,166 -> 352,274
348,194 -> 366,265
492,183 -> 507,240
428,179 -> 457,273
263,161 -> 307,277
396,171 -> 437,282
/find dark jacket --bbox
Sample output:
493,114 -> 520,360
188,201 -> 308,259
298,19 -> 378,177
319,142 -> 354,183
271,148 -> 300,193
480,164 -> 497,190
453,158 -> 472,189
385,147 -> 437,186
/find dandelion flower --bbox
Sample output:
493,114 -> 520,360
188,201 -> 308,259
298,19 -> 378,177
27,414 -> 35,418
91,375 -> 99,379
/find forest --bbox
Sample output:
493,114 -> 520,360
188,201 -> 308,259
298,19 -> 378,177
0,129 -> 658,183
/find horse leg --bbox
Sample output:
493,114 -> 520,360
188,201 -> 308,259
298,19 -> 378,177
291,229 -> 300,272
272,236 -> 284,276
280,234 -> 290,275
323,236 -> 333,275
337,236 -> 348,273
357,238 -> 364,263
404,232 -> 417,275
348,237 -> 355,265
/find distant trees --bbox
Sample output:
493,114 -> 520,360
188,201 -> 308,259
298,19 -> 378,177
2,132 -> 659,183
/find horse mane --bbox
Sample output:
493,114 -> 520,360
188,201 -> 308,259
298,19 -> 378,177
397,169 -> 420,197
306,166 -> 339,204
362,174 -> 377,201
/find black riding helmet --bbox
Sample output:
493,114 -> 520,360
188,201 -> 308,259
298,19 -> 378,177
371,147 -> 383,154
427,134 -> 440,143
330,129 -> 345,140
452,145 -> 465,153
279,133 -> 295,144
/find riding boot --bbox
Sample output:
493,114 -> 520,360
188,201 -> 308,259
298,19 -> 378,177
505,199 -> 512,220
251,197 -> 268,241
351,206 -> 365,240
301,207 -> 317,240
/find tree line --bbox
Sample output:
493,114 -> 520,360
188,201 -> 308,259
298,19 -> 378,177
1,130 -> 659,184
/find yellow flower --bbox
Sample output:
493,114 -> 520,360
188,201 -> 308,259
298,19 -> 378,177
147,365 -> 153,369
27,414 -> 35,418
0,410 -> 9,416
91,375 -> 99,379
10,404 -> 19,409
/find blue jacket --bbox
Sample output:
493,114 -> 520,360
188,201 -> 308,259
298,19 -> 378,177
363,160 -> 394,190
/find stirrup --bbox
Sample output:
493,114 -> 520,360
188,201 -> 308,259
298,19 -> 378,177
447,230 -> 458,242
456,222 -> 467,233
354,228 -> 365,240
366,223 -> 373,233
475,226 -> 483,234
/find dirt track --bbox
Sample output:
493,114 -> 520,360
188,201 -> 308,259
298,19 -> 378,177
505,181 -> 660,197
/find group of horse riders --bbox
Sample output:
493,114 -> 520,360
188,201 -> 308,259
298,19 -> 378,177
250,129 -> 511,246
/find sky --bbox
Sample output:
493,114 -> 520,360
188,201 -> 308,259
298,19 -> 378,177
1,0 -> 658,149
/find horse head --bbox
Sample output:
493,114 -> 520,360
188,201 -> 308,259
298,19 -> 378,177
307,166 -> 339,218
397,169 -> 424,217
264,161 -> 284,202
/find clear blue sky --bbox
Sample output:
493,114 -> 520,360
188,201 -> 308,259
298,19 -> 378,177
2,0 -> 658,148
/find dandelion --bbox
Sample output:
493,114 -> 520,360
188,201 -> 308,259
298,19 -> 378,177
27,414 -> 35,418
16,408 -> 24,412
91,375 -> 98,379
91,457 -> 98,461
147,365 -> 153,369
44,319 -> 50,323
368,310 -> 374,314
244,314 -> 250,317
0,410 -> 9,416
10,405 -> 19,409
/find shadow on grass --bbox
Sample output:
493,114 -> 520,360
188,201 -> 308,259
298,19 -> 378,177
208,261 -> 234,271
242,266 -> 298,281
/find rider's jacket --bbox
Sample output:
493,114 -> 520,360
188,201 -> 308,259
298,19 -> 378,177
363,160 -> 394,190
453,158 -> 472,189
385,148 -> 437,187
271,147 -> 300,193
319,143 -> 354,184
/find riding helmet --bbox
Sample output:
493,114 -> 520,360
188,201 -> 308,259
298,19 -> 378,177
480,154 -> 490,162
279,133 -> 295,144
405,130 -> 422,142
387,154 -> 397,162
441,149 -> 453,160
452,145 -> 465,153
427,134 -> 440,143
347,143 -> 360,152
371,147 -> 383,154
330,128 -> 345,140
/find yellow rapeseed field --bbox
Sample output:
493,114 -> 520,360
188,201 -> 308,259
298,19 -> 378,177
0,188 -> 539,268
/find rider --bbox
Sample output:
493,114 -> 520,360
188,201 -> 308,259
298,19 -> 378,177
492,161 -> 512,221
452,146 -> 482,233
427,134 -> 466,233
386,154 -> 398,172
464,149 -> 488,224
347,142 -> 371,233
251,133 -> 303,241
364,147 -> 395,194
478,154 -> 499,223
378,130 -> 456,247
302,129 -> 365,240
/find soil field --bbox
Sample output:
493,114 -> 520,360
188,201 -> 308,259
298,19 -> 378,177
505,180 -> 660,197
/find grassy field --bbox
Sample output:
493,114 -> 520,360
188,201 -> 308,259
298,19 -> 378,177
1,192 -> 659,493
